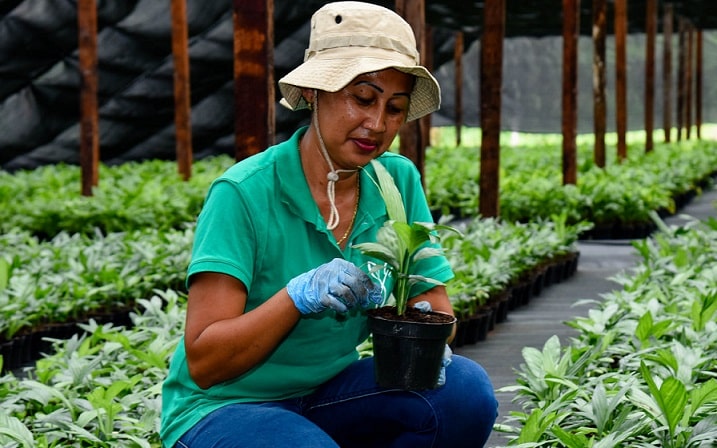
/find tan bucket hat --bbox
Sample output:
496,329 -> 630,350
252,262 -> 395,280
278,1 -> 440,122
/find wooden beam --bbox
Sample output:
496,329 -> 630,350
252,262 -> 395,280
171,0 -> 192,181
479,0 -> 505,218
592,0 -> 607,168
233,0 -> 274,160
78,0 -> 99,196
454,31 -> 464,147
614,0 -> 627,162
695,29 -> 703,139
676,17 -> 685,141
662,4 -> 673,142
644,0 -> 656,152
562,0 -> 579,185
395,0 -> 427,178
685,22 -> 693,139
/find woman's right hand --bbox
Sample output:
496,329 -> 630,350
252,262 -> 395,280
287,258 -> 383,314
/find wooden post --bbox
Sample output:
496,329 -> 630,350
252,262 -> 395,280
233,0 -> 274,160
685,23 -> 693,139
662,4 -> 673,142
479,0 -> 505,218
644,0 -> 656,152
395,0 -> 427,178
422,24 -> 433,150
614,0 -> 627,162
562,0 -> 579,185
171,0 -> 192,181
454,31 -> 464,147
77,0 -> 99,196
695,29 -> 703,139
676,17 -> 685,141
592,0 -> 607,168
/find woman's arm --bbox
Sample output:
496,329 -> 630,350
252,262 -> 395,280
407,285 -> 456,343
183,272 -> 300,389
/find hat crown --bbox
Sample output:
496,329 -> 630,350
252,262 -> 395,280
306,2 -> 419,63
278,1 -> 440,122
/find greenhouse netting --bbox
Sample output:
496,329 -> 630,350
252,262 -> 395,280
0,0 -> 715,170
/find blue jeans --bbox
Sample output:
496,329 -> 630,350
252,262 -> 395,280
176,355 -> 498,447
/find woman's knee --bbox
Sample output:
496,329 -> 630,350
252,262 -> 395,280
443,355 -> 498,421
428,356 -> 498,446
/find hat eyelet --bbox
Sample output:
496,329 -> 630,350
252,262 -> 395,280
335,15 -> 342,24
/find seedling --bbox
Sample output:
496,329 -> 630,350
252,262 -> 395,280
354,160 -> 461,316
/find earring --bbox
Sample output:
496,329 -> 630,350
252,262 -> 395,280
306,101 -> 313,111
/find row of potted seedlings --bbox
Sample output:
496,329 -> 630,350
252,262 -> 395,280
441,158 -> 714,349
444,213 -> 590,349
0,133 -> 714,444
426,131 -> 717,240
0,214 -> 584,374
0,216 -> 584,445
495,212 -> 717,446
0,226 -> 194,374
3,132 -> 716,244
2,181 -> 703,373
453,251 -> 581,349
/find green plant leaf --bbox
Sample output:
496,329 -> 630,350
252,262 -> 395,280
391,221 -> 413,255
659,377 -> 688,436
689,378 -> 717,416
553,426 -> 590,448
0,413 -> 34,447
0,257 -> 9,291
369,159 -> 406,223
412,247 -> 445,262
406,222 -> 433,251
639,361 -> 687,437
691,292 -> 717,331
516,408 -> 558,443
406,274 -> 444,287
635,311 -> 653,344
351,242 -> 399,270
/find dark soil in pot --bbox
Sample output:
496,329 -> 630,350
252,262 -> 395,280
367,306 -> 456,390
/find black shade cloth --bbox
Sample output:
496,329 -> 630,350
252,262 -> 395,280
1,0 -> 715,170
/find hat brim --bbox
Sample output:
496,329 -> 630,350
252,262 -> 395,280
279,56 -> 440,122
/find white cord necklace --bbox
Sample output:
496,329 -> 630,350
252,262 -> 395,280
312,93 -> 358,230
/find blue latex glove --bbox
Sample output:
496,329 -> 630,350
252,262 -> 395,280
412,300 -> 433,313
287,258 -> 383,314
437,345 -> 453,387
413,301 -> 453,387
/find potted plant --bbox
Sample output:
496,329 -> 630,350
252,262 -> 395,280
354,160 -> 459,390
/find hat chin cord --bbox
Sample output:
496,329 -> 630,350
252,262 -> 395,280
312,90 -> 358,231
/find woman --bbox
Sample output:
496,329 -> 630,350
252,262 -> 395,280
160,2 -> 497,447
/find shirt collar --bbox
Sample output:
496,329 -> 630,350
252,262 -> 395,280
277,126 -> 386,235
277,127 -> 318,226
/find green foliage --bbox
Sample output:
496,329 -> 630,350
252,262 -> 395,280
0,291 -> 184,447
0,155 -> 233,237
1,130 -> 717,445
443,215 -> 588,312
498,213 -> 717,446
0,227 -> 193,340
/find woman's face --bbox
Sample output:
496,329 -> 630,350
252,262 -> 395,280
310,68 -> 414,170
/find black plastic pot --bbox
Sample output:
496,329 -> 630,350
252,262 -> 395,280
367,309 -> 456,390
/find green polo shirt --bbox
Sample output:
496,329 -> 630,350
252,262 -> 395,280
160,127 -> 454,447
